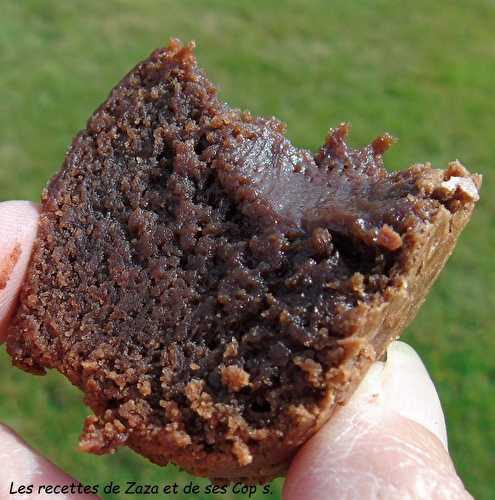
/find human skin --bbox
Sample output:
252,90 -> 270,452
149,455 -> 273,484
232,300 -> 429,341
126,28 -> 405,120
0,201 -> 472,500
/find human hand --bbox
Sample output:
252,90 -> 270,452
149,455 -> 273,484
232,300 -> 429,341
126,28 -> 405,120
0,201 -> 472,499
284,341 -> 472,499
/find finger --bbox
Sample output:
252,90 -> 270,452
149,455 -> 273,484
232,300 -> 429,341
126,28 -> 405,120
0,424 -> 98,499
284,341 -> 472,500
371,341 -> 448,449
0,201 -> 40,341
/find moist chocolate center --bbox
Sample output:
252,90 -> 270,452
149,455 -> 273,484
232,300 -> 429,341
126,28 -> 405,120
215,120 -> 409,249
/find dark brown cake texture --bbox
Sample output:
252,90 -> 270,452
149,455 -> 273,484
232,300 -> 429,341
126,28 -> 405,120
7,40 -> 481,483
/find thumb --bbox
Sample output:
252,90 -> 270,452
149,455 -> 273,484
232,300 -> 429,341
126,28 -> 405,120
0,200 -> 39,341
0,424 -> 99,499
284,341 -> 472,500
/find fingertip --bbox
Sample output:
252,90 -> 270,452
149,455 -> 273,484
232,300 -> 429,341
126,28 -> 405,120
326,341 -> 448,450
0,424 -> 98,499
381,341 -> 448,449
0,201 -> 40,341
284,342 -> 465,500
0,200 -> 40,224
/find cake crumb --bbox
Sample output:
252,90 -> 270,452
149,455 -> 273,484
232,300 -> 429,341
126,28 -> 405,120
223,339 -> 239,359
285,405 -> 316,445
185,380 -> 215,419
376,224 -> 403,251
231,438 -> 253,466
440,176 -> 480,202
293,357 -> 323,387
137,379 -> 152,396
221,365 -> 250,392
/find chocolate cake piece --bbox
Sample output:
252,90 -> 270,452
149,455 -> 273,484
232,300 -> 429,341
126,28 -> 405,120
6,40 -> 481,483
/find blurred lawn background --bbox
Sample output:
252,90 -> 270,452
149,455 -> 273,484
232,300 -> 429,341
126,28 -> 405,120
0,1 -> 493,498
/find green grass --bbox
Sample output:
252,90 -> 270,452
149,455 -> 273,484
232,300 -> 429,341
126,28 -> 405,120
0,1 -> 493,498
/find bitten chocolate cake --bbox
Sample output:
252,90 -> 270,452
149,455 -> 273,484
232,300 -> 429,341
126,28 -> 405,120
7,40 -> 481,483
